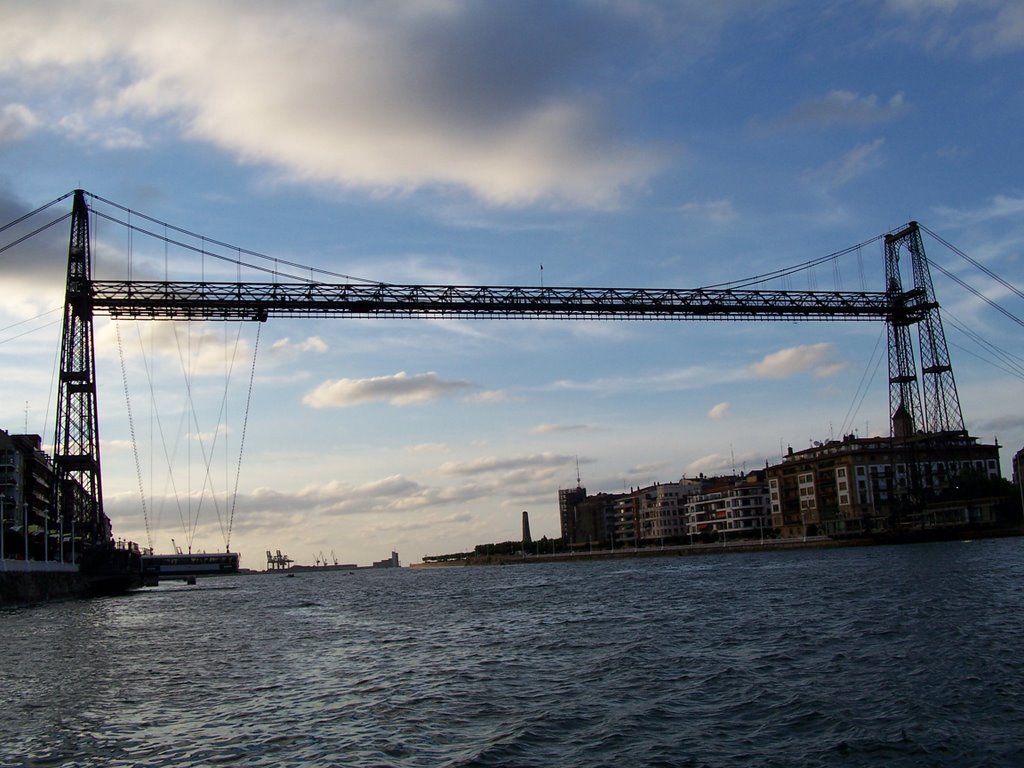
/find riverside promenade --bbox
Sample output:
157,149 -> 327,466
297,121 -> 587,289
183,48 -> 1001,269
412,527 -> 1024,568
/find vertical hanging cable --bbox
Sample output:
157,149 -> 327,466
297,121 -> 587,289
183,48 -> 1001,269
116,320 -> 153,552
226,322 -> 261,553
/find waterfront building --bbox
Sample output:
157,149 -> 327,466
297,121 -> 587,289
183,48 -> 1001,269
1,430 -> 56,561
572,492 -> 620,549
1014,446 -> 1024,491
638,480 -> 704,545
684,471 -> 770,542
767,433 -> 1002,538
613,491 -> 642,549
558,485 -> 587,544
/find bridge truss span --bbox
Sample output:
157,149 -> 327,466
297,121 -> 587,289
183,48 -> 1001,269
34,189 -> 964,552
89,280 -> 897,322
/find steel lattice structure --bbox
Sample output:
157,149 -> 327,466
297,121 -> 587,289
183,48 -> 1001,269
884,222 -> 966,437
52,191 -> 109,550
50,190 -> 959,541
88,281 -> 898,322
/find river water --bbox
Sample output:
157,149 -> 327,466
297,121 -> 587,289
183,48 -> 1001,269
1,538 -> 1022,767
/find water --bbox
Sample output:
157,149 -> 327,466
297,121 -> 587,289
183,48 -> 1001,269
2,538 -> 1023,767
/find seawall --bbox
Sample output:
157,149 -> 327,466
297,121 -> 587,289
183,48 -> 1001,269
0,563 -> 87,606
412,527 -> 1024,568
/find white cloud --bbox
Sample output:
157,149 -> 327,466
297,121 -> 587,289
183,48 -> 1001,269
529,423 -> 597,434
805,139 -> 886,187
685,452 -> 731,476
679,199 -> 737,223
884,0 -> 1024,56
404,442 -> 449,455
271,336 -> 328,354
0,103 -> 37,142
303,371 -> 473,408
439,452 -> 573,477
707,402 -> 730,420
466,389 -> 515,403
749,342 -> 846,379
0,1 -> 667,207
935,194 -> 1024,225
773,91 -> 906,129
94,319 -> 259,378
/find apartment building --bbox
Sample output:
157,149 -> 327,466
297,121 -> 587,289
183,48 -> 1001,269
767,433 -> 1002,538
685,471 -> 771,541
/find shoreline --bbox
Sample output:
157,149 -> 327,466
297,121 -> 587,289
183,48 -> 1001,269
411,526 -> 1024,568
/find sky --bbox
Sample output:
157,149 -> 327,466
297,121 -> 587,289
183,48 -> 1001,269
1,0 -> 1023,567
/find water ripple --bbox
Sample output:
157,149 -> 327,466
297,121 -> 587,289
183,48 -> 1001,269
2,539 -> 1023,767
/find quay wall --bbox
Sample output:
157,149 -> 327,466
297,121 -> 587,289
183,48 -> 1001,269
412,527 -> 1024,568
0,564 -> 87,605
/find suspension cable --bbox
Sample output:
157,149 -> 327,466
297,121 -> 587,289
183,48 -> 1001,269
227,322 -> 261,553
921,224 -> 1024,302
927,259 -> 1024,329
0,213 -> 72,256
85,191 -> 385,286
699,235 -> 883,290
0,191 -> 74,235
116,320 -> 154,552
839,327 -> 886,437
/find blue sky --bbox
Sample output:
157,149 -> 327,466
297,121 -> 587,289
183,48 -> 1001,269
1,1 -> 1022,566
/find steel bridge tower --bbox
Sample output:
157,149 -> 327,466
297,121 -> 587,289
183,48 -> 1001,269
52,190 -> 110,552
884,222 -> 966,438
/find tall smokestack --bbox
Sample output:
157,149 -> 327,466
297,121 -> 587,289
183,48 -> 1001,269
522,510 -> 532,547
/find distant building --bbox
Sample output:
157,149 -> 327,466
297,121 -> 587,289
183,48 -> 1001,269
638,480 -> 705,545
685,471 -> 771,542
558,485 -> 587,544
1,429 -> 56,560
573,492 -> 619,549
767,433 -> 1002,538
561,474 -> 772,549
372,551 -> 401,568
521,510 -> 532,546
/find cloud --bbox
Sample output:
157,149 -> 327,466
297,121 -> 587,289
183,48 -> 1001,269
884,1 -> 1024,57
935,194 -> 1024,225
303,371 -> 473,408
529,423 -> 597,434
270,335 -> 328,357
750,342 -> 846,379
550,363 -> 727,396
685,452 -> 732,476
93,319 -> 257,377
679,199 -> 738,223
805,139 -> 886,187
0,2 -> 669,207
771,91 -> 906,130
404,442 -> 449,455
973,413 -> 1024,433
439,452 -> 574,477
466,389 -> 516,403
707,402 -> 730,420
56,113 -> 145,149
0,103 -> 38,142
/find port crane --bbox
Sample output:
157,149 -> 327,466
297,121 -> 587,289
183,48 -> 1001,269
24,190 -> 970,553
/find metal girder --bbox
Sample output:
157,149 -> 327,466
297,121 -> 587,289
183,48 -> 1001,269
884,222 -> 965,437
88,280 -> 900,322
53,190 -> 110,550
